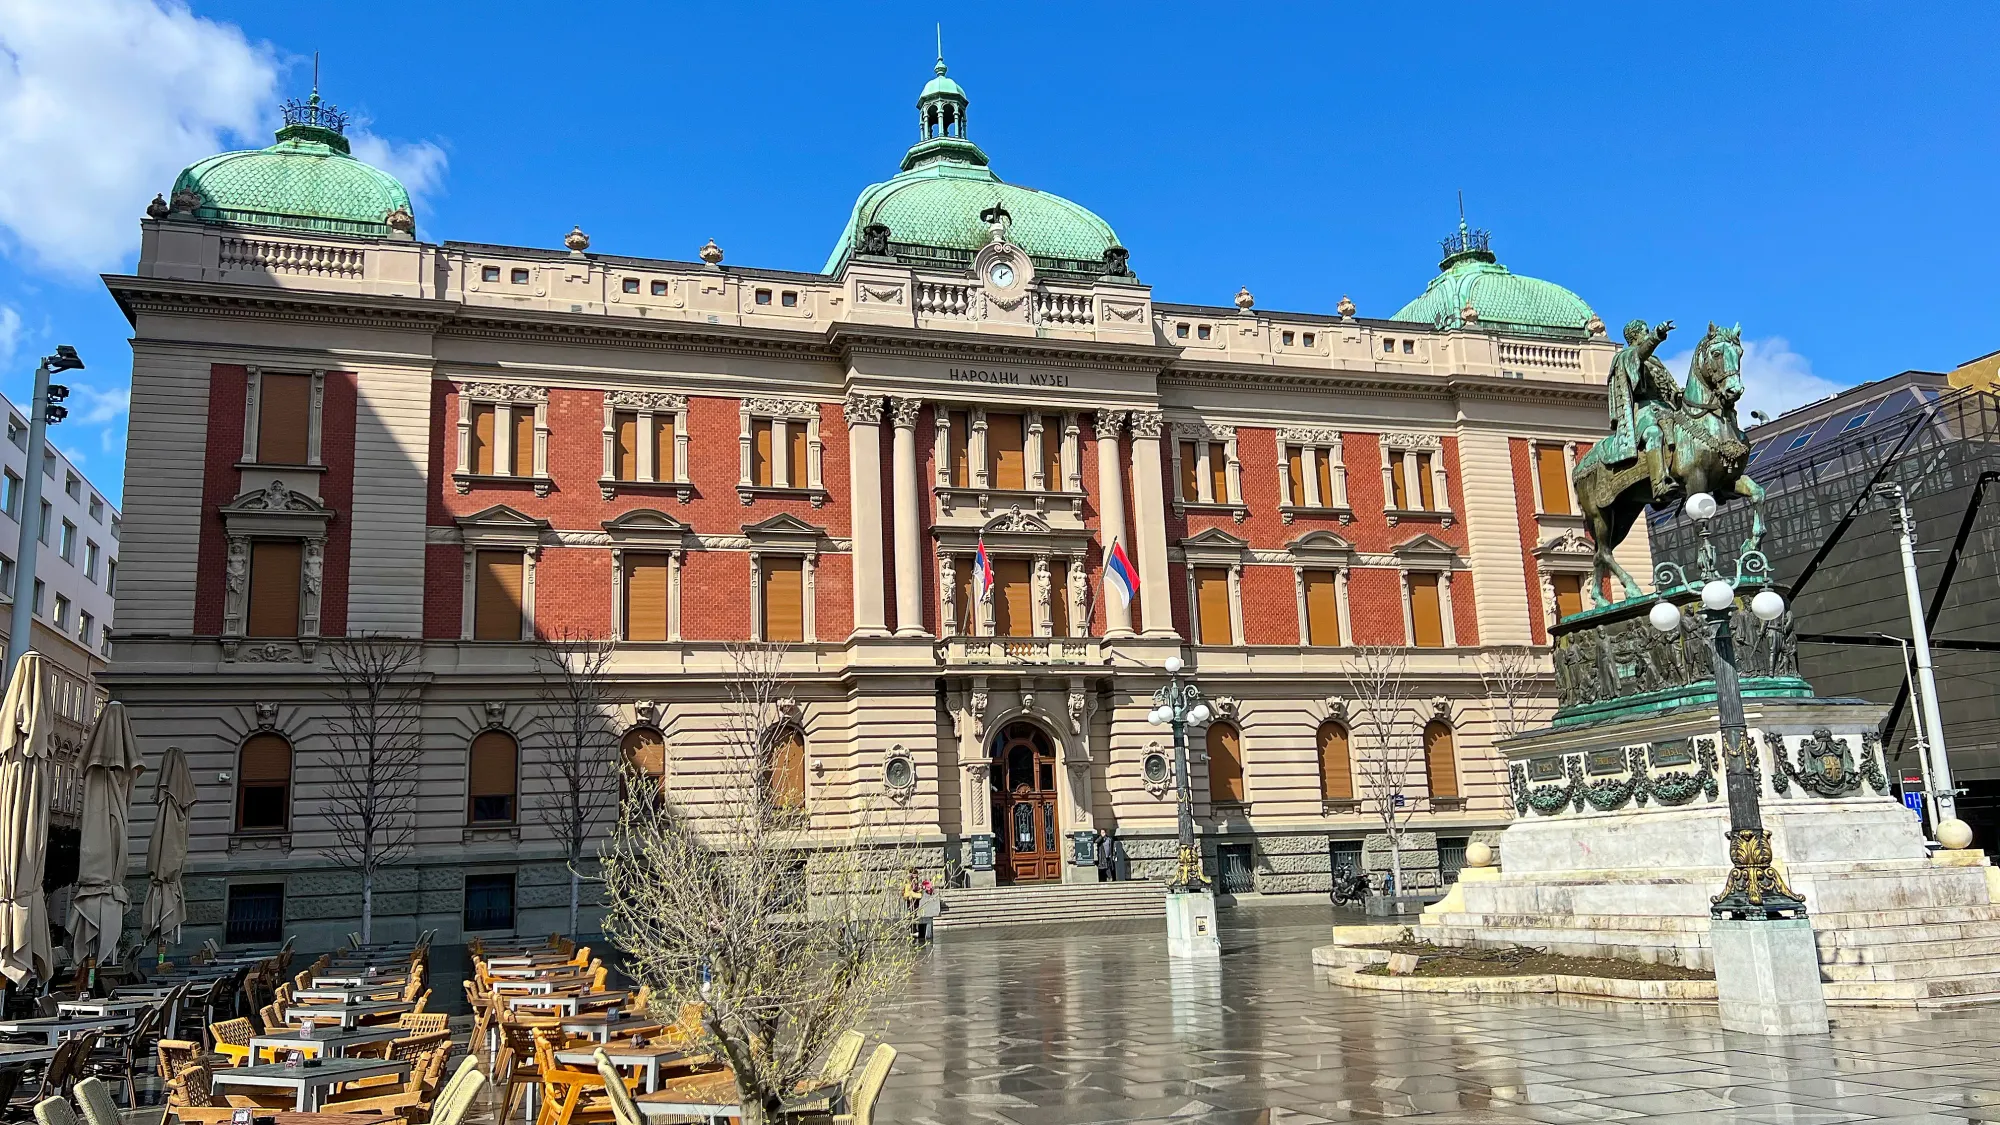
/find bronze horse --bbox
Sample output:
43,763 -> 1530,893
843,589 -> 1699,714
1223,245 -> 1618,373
1571,323 -> 1763,605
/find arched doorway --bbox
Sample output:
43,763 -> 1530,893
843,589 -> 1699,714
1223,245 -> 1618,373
990,720 -> 1063,884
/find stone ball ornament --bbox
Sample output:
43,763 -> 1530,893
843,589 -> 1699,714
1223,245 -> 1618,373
1647,600 -> 1683,633
1939,818 -> 1975,851
1700,579 -> 1736,612
1464,842 -> 1494,868
1750,588 -> 1787,622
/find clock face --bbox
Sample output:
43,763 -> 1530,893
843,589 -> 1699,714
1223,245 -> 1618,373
987,261 -> 1016,288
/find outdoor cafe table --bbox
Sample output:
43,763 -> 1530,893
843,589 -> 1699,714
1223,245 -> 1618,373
211,1058 -> 412,1113
491,977 -> 594,995
56,998 -> 154,1019
483,953 -> 572,967
559,1013 -> 661,1043
556,1045 -> 695,1094
283,1002 -> 410,1030
634,1077 -> 838,1123
503,994 -> 584,1016
293,988 -> 398,1005
0,1015 -> 132,1045
249,1026 -> 401,1063
310,975 -> 407,990
485,964 -> 573,979
0,1043 -> 60,1066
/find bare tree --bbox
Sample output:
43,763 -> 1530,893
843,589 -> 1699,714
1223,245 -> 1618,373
1479,644 -> 1544,744
533,631 -> 621,937
323,637 -> 424,943
601,644 -> 920,1125
1345,645 -> 1421,896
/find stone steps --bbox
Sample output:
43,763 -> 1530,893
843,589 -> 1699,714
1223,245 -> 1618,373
1822,950 -> 2000,982
1817,919 -> 2000,952
935,880 -> 1166,930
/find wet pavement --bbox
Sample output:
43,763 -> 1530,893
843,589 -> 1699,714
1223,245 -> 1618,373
871,904 -> 2000,1125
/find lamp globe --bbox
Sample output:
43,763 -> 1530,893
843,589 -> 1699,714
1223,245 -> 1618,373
1686,492 -> 1719,521
1648,601 -> 1683,633
1750,589 -> 1786,622
1700,579 -> 1736,612
1165,656 -> 1184,674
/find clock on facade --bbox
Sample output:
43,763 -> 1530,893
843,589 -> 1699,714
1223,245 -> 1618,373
987,261 -> 1016,288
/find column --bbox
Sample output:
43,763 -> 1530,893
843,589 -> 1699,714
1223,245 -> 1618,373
890,398 -> 926,637
1092,411 -> 1133,637
1128,410 -> 1175,636
845,393 -> 889,636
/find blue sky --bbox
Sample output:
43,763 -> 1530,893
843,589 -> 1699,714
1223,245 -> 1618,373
2,2 -> 1995,506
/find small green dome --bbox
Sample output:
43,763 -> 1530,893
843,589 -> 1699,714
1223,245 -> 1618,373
1391,226 -> 1594,337
825,57 -> 1127,279
169,93 -> 413,239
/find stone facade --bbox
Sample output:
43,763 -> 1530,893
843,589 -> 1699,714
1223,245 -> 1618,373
100,66 -> 1645,950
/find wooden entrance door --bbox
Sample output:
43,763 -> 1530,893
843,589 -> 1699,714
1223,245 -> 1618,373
992,722 -> 1063,884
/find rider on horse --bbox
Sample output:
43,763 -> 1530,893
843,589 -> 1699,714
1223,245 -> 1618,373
1604,319 -> 1683,498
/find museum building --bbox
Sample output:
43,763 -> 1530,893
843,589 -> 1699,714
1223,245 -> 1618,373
103,59 -> 1644,944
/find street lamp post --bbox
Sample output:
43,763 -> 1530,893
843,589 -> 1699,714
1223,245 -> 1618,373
1148,656 -> 1211,893
1650,490 -> 1827,1034
6,346 -> 79,685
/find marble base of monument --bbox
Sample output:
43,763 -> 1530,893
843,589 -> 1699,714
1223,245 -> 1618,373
1711,916 -> 1831,1034
1166,890 -> 1221,959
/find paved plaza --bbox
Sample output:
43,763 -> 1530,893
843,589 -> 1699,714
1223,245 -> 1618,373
873,905 -> 2000,1125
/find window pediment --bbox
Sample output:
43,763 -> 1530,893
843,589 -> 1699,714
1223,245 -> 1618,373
457,504 -> 551,550
220,479 -> 335,538
1182,527 -> 1250,566
1286,529 -> 1354,564
1391,531 -> 1457,564
743,512 -> 826,555
934,507 -> 1092,554
603,508 -> 692,548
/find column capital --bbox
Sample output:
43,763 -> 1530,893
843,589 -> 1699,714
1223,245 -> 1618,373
1092,410 -> 1127,439
1127,410 -> 1165,440
888,396 -> 924,429
843,392 -> 885,427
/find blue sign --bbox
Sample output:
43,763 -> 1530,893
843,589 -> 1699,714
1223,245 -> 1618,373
1903,791 -> 1924,813
1392,794 -> 1407,808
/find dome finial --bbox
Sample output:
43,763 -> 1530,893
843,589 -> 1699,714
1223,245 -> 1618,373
1438,191 -> 1493,269
936,23 -> 946,74
278,67 -> 351,155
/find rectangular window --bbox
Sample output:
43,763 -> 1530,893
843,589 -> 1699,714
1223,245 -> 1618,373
246,540 -> 302,638
1041,422 -> 1063,490
31,580 -> 42,616
1178,441 -> 1200,502
1048,560 -> 1070,637
2,471 -> 19,519
100,626 -> 110,655
948,411 -> 970,487
59,520 -> 75,563
37,501 -> 49,545
781,291 -> 798,308
51,595 -> 68,630
1551,573 -> 1586,620
992,558 -> 1033,637
760,556 -> 805,643
0,556 -> 13,593
1415,452 -> 1436,509
468,734 -> 518,824
1409,573 -> 1444,648
482,265 -> 501,283
1315,448 -> 1335,507
464,873 -> 516,931
1389,459 -> 1409,509
105,560 -> 115,596
87,496 -> 101,523
470,404 -> 497,474
1281,331 -> 1294,346
1194,566 -> 1231,644
754,289 -> 772,305
614,412 -> 640,481
751,419 -> 774,486
4,418 -> 21,451
624,554 -> 670,641
473,550 -> 525,641
651,280 -> 668,296
225,883 -> 285,945
950,555 -> 974,636
622,277 -> 640,294
257,373 -> 312,465
1207,442 -> 1229,502
237,735 -> 292,833
788,422 -> 808,488
654,413 -> 676,481
511,268 -> 529,284
986,413 -> 1026,490
1534,444 -> 1571,515
63,472 -> 79,501
511,407 -> 536,477
1304,570 -> 1341,646
1403,340 -> 1415,355
1285,448 -> 1305,505
1302,332 -> 1315,347
41,451 -> 53,479
77,611 -> 91,644
1175,323 -> 1189,339
1384,338 -> 1396,354
109,517 -> 119,541
1196,325 -> 1211,340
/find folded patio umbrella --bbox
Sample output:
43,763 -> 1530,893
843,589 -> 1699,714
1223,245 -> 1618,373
0,652 -> 55,984
142,744 -> 196,952
68,701 -> 143,966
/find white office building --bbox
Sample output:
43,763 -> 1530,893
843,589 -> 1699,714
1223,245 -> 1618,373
0,393 -> 120,677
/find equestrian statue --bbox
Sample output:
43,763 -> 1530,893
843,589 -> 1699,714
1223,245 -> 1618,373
1571,320 -> 1765,606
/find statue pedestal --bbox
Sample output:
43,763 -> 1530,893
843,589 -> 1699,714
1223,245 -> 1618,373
1165,890 -> 1221,960
1712,917 -> 1829,1035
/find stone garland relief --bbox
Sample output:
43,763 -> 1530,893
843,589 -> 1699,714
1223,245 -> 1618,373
1552,605 -> 1801,710
1764,727 -> 1891,798
1509,738 -> 1720,817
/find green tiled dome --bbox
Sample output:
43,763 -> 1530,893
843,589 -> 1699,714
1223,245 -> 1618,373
1391,226 -> 1593,337
824,59 -> 1125,279
170,93 -> 413,239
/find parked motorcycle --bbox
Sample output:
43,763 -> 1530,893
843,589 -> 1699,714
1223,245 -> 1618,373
1329,866 -> 1369,907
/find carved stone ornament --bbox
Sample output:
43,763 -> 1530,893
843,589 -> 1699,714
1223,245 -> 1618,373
483,701 -> 507,726
1459,301 -> 1480,325
170,188 -> 202,214
633,699 -> 660,726
240,643 -> 299,664
1234,286 -> 1254,311
1767,728 -> 1881,799
1429,697 -> 1452,722
1173,420 -> 1237,441
889,397 -> 924,429
1586,314 -> 1607,339
385,208 -> 415,234
1126,411 -> 1164,440
1210,696 -> 1240,720
225,540 -> 249,595
460,381 -> 548,404
1278,427 -> 1342,446
1102,246 -> 1131,277
747,397 -> 817,420
1508,740 -> 1720,818
968,690 -> 989,725
1336,295 -> 1357,319
238,479 -> 322,514
1322,696 -> 1348,723
985,507 -> 1052,534
843,393 -> 884,426
775,696 -> 804,724
1381,431 -> 1441,450
883,747 -> 917,802
1068,688 -> 1087,735
255,702 -> 280,730
1541,528 -> 1595,556
1092,410 -> 1126,439
1142,744 -> 1173,796
564,225 -> 591,252
146,193 -> 171,220
699,239 -> 724,265
606,390 -> 688,412
857,223 -> 892,256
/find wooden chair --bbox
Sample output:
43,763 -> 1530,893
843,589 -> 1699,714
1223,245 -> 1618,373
164,1060 -> 291,1122
398,1012 -> 449,1036
323,1043 -> 447,1122
530,1033 -> 615,1125
206,1017 -> 254,1067
832,1045 -> 895,1125
153,1039 -> 200,1083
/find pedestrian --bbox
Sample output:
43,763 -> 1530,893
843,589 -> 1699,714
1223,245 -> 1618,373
916,878 -> 942,945
1095,829 -> 1114,882
902,868 -> 923,942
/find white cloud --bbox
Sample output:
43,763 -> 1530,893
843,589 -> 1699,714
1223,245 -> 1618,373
1663,335 -> 1845,423
0,305 -> 19,368
0,0 -> 277,274
348,131 -> 448,219
71,384 -> 128,425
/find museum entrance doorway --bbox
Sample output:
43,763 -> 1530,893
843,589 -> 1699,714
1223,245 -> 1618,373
991,721 -> 1063,884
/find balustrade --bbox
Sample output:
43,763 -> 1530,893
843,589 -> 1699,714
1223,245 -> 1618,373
219,237 -> 367,279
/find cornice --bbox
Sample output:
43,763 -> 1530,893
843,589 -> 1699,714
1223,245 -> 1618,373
1161,360 -> 1609,406
829,323 -> 1179,374
444,308 -> 834,362
103,274 -> 456,331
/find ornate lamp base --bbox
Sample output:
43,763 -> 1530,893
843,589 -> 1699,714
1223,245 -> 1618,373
1170,842 -> 1209,895
1711,828 -> 1807,919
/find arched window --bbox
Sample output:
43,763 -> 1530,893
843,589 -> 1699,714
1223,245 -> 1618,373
1424,721 -> 1458,800
1207,722 -> 1244,804
765,726 -> 807,812
621,727 -> 666,785
237,733 -> 292,832
468,730 -> 518,825
1317,721 -> 1352,801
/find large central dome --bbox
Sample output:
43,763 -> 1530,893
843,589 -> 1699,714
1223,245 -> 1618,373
167,90 -> 414,239
1391,223 -> 1595,338
824,58 -> 1127,280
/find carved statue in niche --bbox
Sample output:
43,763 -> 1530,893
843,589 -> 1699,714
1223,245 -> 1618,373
226,539 -> 249,595
938,555 -> 957,632
1033,557 -> 1052,616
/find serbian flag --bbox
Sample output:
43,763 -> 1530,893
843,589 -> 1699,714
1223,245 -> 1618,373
972,539 -> 995,604
1105,538 -> 1139,608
